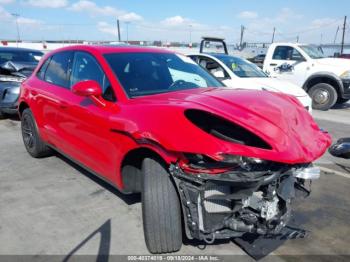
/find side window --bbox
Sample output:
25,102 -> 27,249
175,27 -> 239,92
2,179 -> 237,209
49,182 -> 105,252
188,55 -> 198,63
272,46 -> 304,61
272,46 -> 291,60
198,57 -> 229,79
291,48 -> 304,61
44,52 -> 73,88
71,52 -> 116,102
168,59 -> 206,87
36,57 -> 51,80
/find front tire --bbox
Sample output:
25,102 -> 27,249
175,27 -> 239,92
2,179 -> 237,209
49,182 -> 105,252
142,158 -> 182,253
308,83 -> 338,110
21,108 -> 52,158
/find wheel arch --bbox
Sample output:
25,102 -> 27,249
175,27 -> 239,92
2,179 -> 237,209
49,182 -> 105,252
18,101 -> 30,117
303,72 -> 344,95
120,145 -> 177,194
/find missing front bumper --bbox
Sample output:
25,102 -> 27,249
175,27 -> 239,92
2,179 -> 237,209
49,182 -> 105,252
169,163 -> 312,243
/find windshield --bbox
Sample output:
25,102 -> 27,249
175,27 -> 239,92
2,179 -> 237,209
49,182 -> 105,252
300,45 -> 325,59
0,50 -> 43,64
104,52 -> 222,97
215,55 -> 267,78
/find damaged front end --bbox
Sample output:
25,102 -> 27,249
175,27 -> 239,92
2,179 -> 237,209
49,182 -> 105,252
169,155 -> 319,243
0,61 -> 34,114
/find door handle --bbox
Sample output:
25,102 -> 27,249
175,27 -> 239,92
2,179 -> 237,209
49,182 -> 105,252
270,63 -> 277,66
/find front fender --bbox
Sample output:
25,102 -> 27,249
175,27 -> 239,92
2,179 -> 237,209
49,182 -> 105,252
303,72 -> 343,93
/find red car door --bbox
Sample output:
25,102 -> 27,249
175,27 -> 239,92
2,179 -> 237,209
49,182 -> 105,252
54,51 -> 119,181
30,52 -> 74,146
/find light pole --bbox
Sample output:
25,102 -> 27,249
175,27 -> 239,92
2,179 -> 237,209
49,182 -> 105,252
189,24 -> 192,47
117,18 -> 121,42
11,13 -> 20,47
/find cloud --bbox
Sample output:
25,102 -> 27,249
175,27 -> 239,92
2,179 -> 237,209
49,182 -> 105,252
17,16 -> 42,25
238,11 -> 258,19
24,0 -> 68,8
0,0 -> 15,4
68,0 -> 142,22
160,15 -> 210,31
161,16 -> 191,27
131,15 -> 234,42
274,7 -> 303,22
0,6 -> 42,25
0,5 -> 12,20
237,7 -> 305,42
97,21 -> 116,36
309,18 -> 340,29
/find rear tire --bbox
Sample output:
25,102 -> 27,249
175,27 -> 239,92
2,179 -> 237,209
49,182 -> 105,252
308,83 -> 338,111
142,158 -> 182,253
336,97 -> 349,104
21,108 -> 52,158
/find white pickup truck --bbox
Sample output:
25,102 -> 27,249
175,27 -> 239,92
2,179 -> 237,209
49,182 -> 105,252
263,43 -> 350,110
188,37 -> 312,113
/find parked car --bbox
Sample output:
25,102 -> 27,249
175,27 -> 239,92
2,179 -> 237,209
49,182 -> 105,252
247,54 -> 266,67
263,43 -> 350,110
0,47 -> 43,118
329,137 -> 350,159
19,45 -> 331,254
188,53 -> 312,113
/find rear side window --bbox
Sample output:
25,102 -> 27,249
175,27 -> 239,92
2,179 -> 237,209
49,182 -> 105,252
44,52 -> 73,88
37,57 -> 51,80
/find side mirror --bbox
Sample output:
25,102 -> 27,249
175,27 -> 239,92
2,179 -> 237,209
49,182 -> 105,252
72,80 -> 105,107
329,137 -> 350,159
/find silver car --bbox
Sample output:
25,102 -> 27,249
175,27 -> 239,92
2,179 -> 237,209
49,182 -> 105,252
0,47 -> 43,118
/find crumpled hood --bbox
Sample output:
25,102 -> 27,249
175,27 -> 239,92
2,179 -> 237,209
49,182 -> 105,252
129,88 -> 331,164
0,61 -> 37,78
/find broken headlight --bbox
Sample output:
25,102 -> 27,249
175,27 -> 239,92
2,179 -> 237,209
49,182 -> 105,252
183,153 -> 269,172
218,153 -> 266,164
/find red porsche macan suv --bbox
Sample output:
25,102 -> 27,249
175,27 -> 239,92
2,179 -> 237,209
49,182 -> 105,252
19,45 -> 331,253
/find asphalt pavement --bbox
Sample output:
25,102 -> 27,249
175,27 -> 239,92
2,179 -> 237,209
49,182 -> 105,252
0,103 -> 349,261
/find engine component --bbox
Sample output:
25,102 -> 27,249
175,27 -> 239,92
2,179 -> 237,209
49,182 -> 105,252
203,185 -> 232,213
170,162 -> 311,241
243,192 -> 279,221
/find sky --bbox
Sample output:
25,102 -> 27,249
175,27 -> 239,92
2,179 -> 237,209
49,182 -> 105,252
0,0 -> 349,44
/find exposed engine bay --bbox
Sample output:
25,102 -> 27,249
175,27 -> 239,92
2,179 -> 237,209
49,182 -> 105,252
170,157 -> 319,243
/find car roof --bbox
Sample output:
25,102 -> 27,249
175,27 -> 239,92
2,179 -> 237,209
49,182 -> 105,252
51,45 -> 174,55
0,47 -> 44,53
